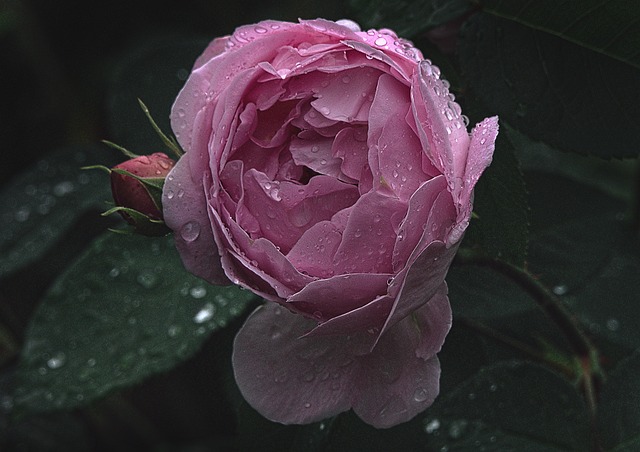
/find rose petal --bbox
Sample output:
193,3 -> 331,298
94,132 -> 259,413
352,297 -> 446,428
288,273 -> 392,321
162,153 -> 228,284
232,303 -> 359,424
384,241 -> 459,335
286,220 -> 343,278
391,175 -> 448,271
310,67 -> 380,123
332,191 -> 406,274
232,293 -> 448,428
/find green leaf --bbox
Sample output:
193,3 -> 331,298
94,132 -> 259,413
348,0 -> 472,38
464,130 -> 529,266
525,172 -> 626,292
458,13 -> 640,158
0,145 -> 115,278
598,350 -> 640,450
479,0 -> 640,71
565,239 -> 640,352
13,232 -> 256,415
423,361 -> 590,450
106,36 -> 209,153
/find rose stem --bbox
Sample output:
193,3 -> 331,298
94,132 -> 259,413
456,317 -> 574,378
454,248 -> 602,416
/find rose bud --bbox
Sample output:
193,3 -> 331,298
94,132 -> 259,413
162,19 -> 498,428
109,152 -> 175,236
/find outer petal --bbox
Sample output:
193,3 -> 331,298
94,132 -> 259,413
162,153 -> 227,284
233,290 -> 450,428
352,295 -> 447,428
232,303 -> 359,424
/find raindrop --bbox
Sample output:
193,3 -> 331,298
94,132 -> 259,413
342,75 -> 351,84
552,284 -> 568,296
168,325 -> 181,337
254,25 -> 268,34
109,267 -> 120,278
190,286 -> 207,299
47,352 -> 66,369
53,181 -> 74,197
137,270 -> 158,289
448,419 -> 468,440
374,37 -> 387,47
304,402 -> 311,408
166,189 -> 175,199
606,318 -> 620,331
180,221 -> 201,242
194,302 -> 215,323
425,418 -> 441,434
413,387 -> 429,402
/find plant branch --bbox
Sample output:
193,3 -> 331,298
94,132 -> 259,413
454,248 -> 596,358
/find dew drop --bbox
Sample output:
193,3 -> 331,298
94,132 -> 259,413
180,221 -> 201,242
606,318 -> 620,331
193,302 -> 216,323
424,418 -> 441,434
413,387 -> 429,402
254,25 -> 267,34
552,284 -> 568,296
374,37 -> 387,46
47,352 -> 66,369
190,286 -> 207,299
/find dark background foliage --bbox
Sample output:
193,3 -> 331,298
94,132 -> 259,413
1,0 -> 639,451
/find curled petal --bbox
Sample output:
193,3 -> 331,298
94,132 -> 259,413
162,154 -> 227,285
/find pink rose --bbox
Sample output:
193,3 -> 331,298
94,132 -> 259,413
162,19 -> 497,428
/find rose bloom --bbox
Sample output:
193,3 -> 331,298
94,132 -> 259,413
162,19 -> 498,428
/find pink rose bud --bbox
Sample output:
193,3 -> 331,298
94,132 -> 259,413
110,152 -> 175,234
163,19 -> 498,428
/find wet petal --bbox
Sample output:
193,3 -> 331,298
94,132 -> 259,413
162,153 -> 228,285
232,304 -> 359,424
288,273 -> 392,321
352,300 -> 445,428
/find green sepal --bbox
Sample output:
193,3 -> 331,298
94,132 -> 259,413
138,99 -> 183,158
110,168 -> 165,212
101,140 -> 139,159
80,164 -> 112,174
102,206 -> 170,236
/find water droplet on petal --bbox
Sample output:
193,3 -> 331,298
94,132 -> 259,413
425,418 -> 441,434
374,37 -> 387,46
413,387 -> 429,402
180,221 -> 201,242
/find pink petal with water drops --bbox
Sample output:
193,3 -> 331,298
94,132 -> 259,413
332,191 -> 406,275
391,175 -> 448,272
384,241 -> 458,335
286,220 -> 343,278
310,67 -> 381,123
232,303 -> 360,424
162,153 -> 227,285
412,60 -> 470,199
290,131 -> 345,180
352,296 -> 446,428
459,116 -> 499,212
288,273 -> 392,321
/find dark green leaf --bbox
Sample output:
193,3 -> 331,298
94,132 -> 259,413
425,361 -> 590,450
464,130 -> 529,265
458,13 -> 640,158
0,145 -> 115,278
107,36 -> 209,153
598,350 -> 640,450
525,172 -> 626,292
479,0 -> 640,70
13,232 -> 255,414
348,0 -> 472,38
566,239 -> 640,352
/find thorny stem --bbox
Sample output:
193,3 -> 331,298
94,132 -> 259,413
454,248 -> 602,417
